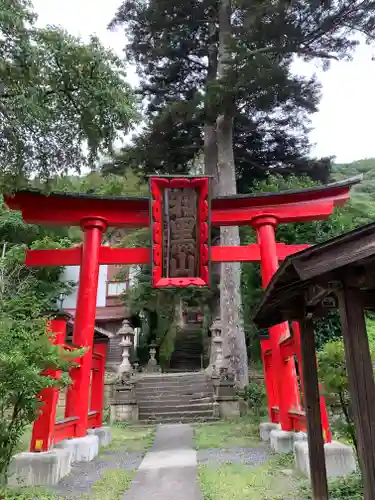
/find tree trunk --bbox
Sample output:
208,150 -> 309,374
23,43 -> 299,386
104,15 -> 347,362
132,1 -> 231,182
204,2 -> 221,370
216,0 -> 249,388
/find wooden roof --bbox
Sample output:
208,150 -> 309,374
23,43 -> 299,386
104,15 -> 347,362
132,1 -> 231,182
253,221 -> 375,329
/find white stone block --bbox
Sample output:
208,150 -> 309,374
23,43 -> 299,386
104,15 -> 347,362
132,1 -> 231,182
87,426 -> 113,447
54,434 -> 99,462
270,429 -> 294,453
294,440 -> 357,478
7,448 -> 71,487
259,422 -> 281,442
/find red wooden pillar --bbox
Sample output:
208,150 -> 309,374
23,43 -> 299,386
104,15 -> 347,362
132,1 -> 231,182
30,315 -> 68,452
65,218 -> 107,437
253,216 -> 301,430
90,342 -> 107,428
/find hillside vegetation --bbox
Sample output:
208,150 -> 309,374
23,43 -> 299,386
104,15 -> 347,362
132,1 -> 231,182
332,158 -> 375,220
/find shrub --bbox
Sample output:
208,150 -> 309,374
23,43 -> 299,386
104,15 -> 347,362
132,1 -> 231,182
242,382 -> 266,414
298,472 -> 363,499
317,340 -> 357,452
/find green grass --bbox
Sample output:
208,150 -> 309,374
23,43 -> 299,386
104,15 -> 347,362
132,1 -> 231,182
89,469 -> 135,499
102,423 -> 155,453
194,416 -> 261,450
198,454 -> 300,500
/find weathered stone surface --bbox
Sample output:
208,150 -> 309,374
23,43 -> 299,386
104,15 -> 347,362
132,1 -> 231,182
7,448 -> 71,487
218,399 -> 240,418
111,403 -> 139,422
87,426 -> 113,447
54,435 -> 99,463
259,422 -> 281,442
123,423 -> 202,500
294,440 -> 357,478
270,429 -> 294,453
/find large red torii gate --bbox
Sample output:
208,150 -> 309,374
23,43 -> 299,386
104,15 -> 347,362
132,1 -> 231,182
4,175 -> 360,441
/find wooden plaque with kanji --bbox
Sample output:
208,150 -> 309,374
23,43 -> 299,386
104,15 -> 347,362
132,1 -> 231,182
150,177 -> 210,288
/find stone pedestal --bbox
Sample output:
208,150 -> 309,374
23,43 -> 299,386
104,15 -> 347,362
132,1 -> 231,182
54,434 -> 99,462
270,429 -> 295,453
8,448 -> 71,487
259,422 -> 281,442
87,426 -> 113,447
213,376 -> 240,419
109,376 -> 139,423
294,440 -> 357,478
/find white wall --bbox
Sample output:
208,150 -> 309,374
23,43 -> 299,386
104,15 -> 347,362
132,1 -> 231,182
61,265 -> 108,309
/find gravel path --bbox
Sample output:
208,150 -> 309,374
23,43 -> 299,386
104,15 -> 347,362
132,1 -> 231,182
52,450 -> 144,499
197,446 -> 270,467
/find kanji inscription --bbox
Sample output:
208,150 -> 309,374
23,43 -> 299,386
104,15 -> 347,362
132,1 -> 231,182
150,176 -> 210,288
163,188 -> 199,278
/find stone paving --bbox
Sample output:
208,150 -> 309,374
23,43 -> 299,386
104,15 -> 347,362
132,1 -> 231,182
123,424 -> 203,500
51,424 -> 272,499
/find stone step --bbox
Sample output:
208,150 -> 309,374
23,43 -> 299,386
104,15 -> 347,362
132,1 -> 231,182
138,415 -> 219,424
136,386 -> 212,396
139,402 -> 214,413
136,377 -> 209,388
137,372 -> 207,380
137,396 -> 213,406
138,409 -> 215,420
136,393 -> 212,403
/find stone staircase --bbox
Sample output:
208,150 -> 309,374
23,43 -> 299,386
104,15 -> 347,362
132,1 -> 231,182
169,324 -> 203,372
136,372 -> 218,423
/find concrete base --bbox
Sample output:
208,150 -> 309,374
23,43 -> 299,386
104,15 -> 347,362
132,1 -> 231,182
259,422 -> 281,442
270,429 -> 294,453
218,399 -> 240,418
110,403 -> 139,423
54,434 -> 99,463
87,426 -> 113,447
7,448 -> 71,487
294,440 -> 357,478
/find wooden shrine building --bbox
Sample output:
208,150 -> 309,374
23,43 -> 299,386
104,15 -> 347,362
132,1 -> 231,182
254,221 -> 375,500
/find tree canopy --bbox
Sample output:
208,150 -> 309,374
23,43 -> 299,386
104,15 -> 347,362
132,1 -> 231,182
109,0 -> 375,190
0,0 -> 137,190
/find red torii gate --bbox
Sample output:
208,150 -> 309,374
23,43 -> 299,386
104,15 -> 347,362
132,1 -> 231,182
4,175 -> 360,443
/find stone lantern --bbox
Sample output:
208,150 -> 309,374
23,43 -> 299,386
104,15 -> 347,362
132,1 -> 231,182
117,319 -> 135,379
109,319 -> 138,423
209,318 -> 239,419
210,318 -> 224,376
146,343 -> 160,373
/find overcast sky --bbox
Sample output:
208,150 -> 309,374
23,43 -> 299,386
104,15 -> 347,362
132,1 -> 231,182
33,0 -> 375,164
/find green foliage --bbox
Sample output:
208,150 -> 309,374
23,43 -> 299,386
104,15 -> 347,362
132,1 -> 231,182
110,0 -> 375,188
0,241 -> 82,483
242,382 -> 266,416
0,0 -> 137,189
317,340 -> 357,450
0,199 -> 83,482
298,472 -> 363,499
159,323 -> 179,369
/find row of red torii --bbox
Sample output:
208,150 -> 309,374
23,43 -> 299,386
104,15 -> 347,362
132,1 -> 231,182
5,175 -> 361,451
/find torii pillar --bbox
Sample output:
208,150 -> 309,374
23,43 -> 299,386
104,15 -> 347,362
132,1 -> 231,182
64,218 -> 107,436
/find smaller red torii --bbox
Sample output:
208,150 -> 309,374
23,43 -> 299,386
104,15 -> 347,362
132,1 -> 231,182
4,175 -> 361,445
